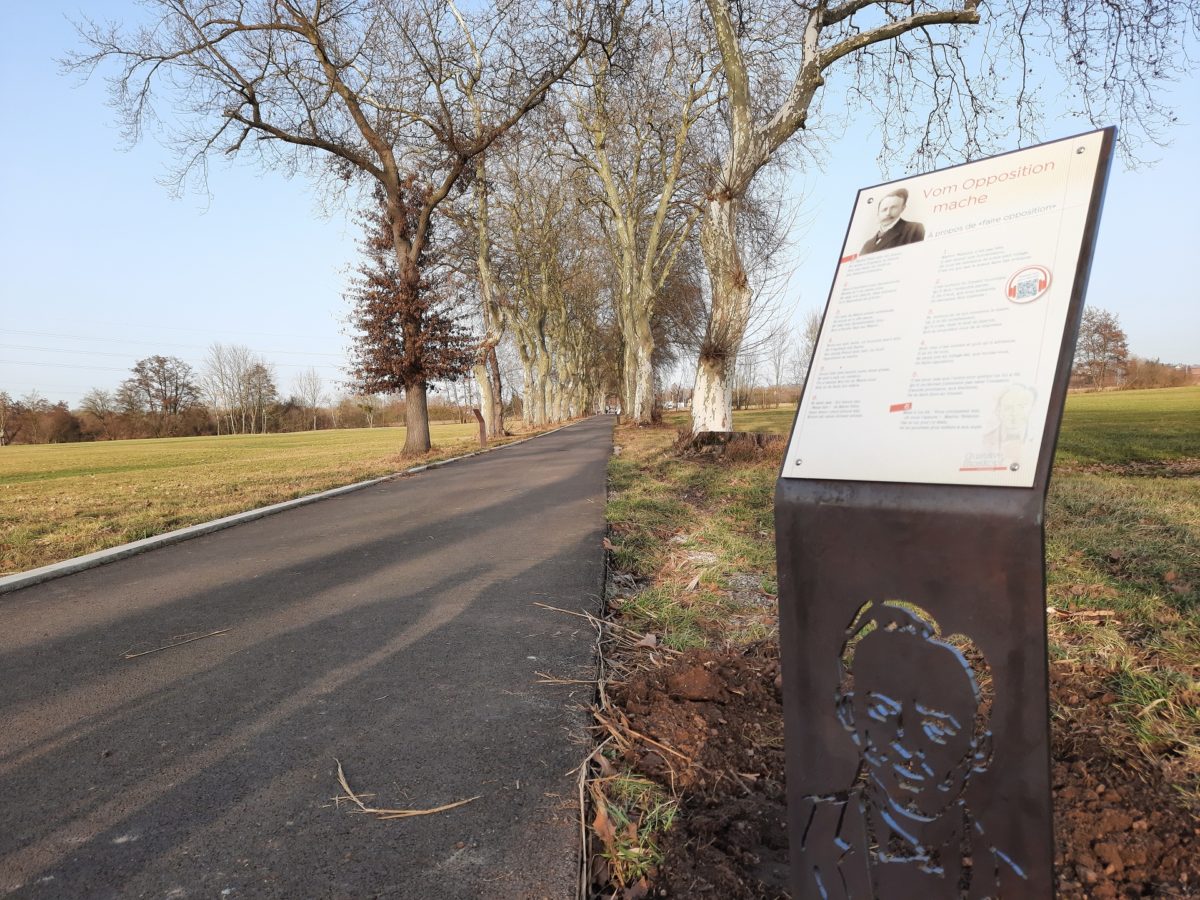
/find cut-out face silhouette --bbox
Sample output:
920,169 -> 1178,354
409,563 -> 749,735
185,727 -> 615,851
800,602 -> 1027,897
847,625 -> 982,819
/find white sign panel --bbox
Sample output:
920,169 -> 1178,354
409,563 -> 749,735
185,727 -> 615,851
782,130 -> 1108,487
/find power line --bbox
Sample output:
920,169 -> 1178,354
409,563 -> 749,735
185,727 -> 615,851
0,343 -> 170,359
28,314 -> 350,343
2,331 -> 346,358
1,360 -> 130,372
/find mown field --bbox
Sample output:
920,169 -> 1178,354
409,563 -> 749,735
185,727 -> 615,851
0,423 -> 528,575
1053,385 -> 1200,466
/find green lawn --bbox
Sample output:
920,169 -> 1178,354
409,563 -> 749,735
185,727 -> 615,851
727,405 -> 799,434
1053,386 -> 1200,466
0,423 -> 510,575
731,386 -> 1200,461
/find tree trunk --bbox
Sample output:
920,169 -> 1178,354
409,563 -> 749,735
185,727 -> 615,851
632,326 -> 654,425
471,149 -> 506,440
691,195 -> 753,433
620,330 -> 636,419
522,360 -> 537,427
692,353 -> 734,431
472,347 -> 504,436
619,294 -> 656,425
404,382 -> 431,455
536,356 -> 550,425
487,348 -> 504,434
472,362 -> 495,433
554,376 -> 567,422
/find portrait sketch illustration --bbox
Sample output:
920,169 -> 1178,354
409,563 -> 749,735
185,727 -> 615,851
798,601 -> 1028,899
985,384 -> 1038,470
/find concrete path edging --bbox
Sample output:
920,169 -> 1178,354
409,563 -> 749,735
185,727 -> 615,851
0,418 -> 588,596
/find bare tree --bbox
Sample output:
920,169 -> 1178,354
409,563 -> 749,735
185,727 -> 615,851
355,393 -> 383,428
490,145 -> 569,426
293,368 -> 325,430
789,307 -> 823,388
690,0 -> 1200,432
202,343 -> 278,434
460,155 -> 508,440
766,323 -> 790,406
0,391 -> 24,446
79,388 -> 118,440
202,342 -> 248,434
121,356 -> 201,435
733,348 -> 761,411
245,362 -> 279,433
71,0 -> 599,454
565,0 -> 717,424
1073,306 -> 1130,390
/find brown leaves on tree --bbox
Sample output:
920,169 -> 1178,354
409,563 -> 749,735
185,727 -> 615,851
347,181 -> 476,398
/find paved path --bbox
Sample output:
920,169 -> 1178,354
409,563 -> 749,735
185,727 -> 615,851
0,417 -> 613,899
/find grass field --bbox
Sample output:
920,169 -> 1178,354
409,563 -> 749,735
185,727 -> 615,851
1053,386 -> 1200,466
605,386 -> 1199,794
0,423 -> 530,575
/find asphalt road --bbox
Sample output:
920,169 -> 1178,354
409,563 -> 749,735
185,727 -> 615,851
0,416 -> 613,899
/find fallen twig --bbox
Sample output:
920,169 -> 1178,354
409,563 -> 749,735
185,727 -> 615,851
1048,607 -> 1120,620
534,601 -> 593,620
535,671 -> 598,685
333,759 -> 479,820
122,629 -> 231,660
614,718 -> 692,765
534,602 -> 681,654
592,711 -> 635,753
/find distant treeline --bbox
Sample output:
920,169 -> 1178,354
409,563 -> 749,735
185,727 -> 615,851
0,392 -> 507,446
0,349 -> 513,446
1068,357 -> 1199,393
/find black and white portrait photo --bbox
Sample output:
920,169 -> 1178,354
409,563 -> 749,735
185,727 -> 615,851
859,187 -> 925,255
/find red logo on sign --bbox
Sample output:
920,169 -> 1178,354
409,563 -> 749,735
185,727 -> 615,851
1005,265 -> 1052,304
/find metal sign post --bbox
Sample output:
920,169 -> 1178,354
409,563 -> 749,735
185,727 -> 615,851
775,129 -> 1115,898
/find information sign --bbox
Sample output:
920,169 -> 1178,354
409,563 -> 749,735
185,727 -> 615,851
782,130 -> 1109,486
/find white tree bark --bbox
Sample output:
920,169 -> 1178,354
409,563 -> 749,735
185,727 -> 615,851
691,354 -> 734,432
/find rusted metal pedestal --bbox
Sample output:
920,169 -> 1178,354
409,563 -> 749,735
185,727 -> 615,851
775,479 -> 1053,898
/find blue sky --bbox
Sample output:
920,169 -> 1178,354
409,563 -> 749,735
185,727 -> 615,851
2,4 -> 1197,407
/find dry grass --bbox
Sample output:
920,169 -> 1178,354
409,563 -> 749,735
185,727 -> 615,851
569,592 -> 689,899
606,416 -> 779,650
0,423 -> 543,575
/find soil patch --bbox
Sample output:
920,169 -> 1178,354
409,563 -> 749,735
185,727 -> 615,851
608,642 -> 789,898
604,643 -> 1199,898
